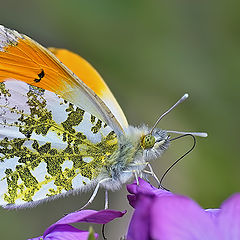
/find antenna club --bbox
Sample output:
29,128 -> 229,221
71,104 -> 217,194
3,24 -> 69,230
150,94 -> 190,133
166,130 -> 208,138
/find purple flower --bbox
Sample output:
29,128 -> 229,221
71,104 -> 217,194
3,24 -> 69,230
127,178 -> 240,240
29,209 -> 126,240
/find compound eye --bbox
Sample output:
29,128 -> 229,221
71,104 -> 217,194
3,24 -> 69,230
141,134 -> 156,149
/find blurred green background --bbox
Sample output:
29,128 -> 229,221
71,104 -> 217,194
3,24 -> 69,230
1,0 -> 240,239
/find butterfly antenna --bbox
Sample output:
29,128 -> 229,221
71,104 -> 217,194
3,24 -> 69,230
150,93 -> 189,134
159,134 -> 196,191
166,130 -> 208,138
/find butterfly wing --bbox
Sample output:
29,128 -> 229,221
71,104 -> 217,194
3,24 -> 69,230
48,48 -> 128,131
0,80 -> 118,207
0,25 -> 127,135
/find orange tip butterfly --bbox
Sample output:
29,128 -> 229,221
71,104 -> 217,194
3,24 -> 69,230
0,25 -> 207,209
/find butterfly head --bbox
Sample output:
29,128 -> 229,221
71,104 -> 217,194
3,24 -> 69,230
141,134 -> 155,149
141,130 -> 169,150
139,128 -> 170,160
138,93 -> 188,157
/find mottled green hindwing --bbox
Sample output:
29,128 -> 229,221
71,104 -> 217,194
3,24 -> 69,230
0,80 -> 118,207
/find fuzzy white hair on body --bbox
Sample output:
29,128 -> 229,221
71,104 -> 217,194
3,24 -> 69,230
78,93 -> 208,210
100,125 -> 170,191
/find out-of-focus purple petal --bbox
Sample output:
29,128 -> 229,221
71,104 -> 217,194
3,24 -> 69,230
30,226 -> 98,240
29,225 -> 98,240
127,178 -> 240,240
205,208 -> 220,221
150,195 -> 222,240
44,225 -> 95,240
127,194 -> 153,240
43,209 -> 126,237
28,209 -> 126,240
217,193 -> 240,240
127,194 -> 136,208
127,178 -> 171,207
56,209 -> 126,225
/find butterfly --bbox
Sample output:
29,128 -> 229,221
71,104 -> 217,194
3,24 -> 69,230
0,25 -> 207,209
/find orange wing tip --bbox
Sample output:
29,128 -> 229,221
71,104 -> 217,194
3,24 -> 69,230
49,48 -> 129,129
48,48 -> 107,97
0,29 -> 73,94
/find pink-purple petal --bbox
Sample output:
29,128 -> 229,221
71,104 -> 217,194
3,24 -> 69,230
29,209 -> 126,240
127,194 -> 137,208
43,209 -> 126,237
127,178 -> 172,208
150,195 -> 222,240
127,178 -> 240,240
205,208 -> 220,221
127,194 -> 153,240
217,193 -> 240,240
127,178 -> 155,195
44,225 -> 95,240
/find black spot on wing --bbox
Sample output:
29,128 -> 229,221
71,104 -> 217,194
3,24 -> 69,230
34,70 -> 45,83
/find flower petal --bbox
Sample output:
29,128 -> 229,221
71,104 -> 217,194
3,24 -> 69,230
127,194 -> 137,208
217,193 -> 240,240
127,178 -> 155,195
205,208 -> 220,221
44,225 -> 96,240
28,226 -> 97,240
127,194 -> 153,240
127,178 -> 171,208
150,195 -> 222,240
43,209 -> 126,238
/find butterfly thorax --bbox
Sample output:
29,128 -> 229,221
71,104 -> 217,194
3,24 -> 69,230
100,126 -> 170,191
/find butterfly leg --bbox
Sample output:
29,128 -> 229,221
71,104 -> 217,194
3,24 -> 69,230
123,169 -> 140,185
102,190 -> 109,240
80,178 -> 111,210
133,170 -> 139,185
104,190 -> 109,209
142,163 -> 161,188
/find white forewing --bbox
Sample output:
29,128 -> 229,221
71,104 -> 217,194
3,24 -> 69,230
0,80 -> 118,207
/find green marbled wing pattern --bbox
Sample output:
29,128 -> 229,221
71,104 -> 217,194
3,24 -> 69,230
0,80 -> 118,207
